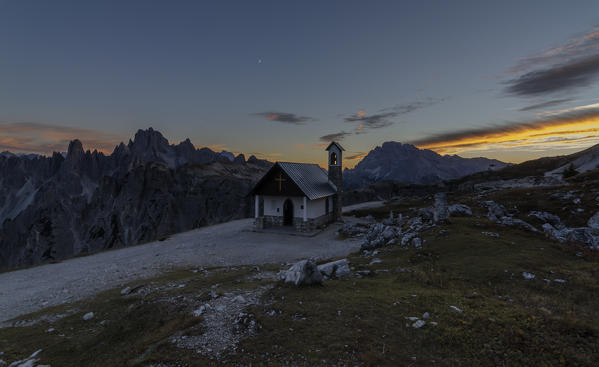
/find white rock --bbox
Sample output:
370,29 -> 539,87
449,305 -> 463,313
120,287 -> 131,296
82,312 -> 94,321
283,260 -> 323,286
233,295 -> 246,303
554,279 -> 567,283
412,320 -> 426,328
192,305 -> 207,317
406,317 -> 419,321
422,312 -> 430,319
411,237 -> 422,248
522,272 -> 535,280
369,258 -> 382,265
317,259 -> 351,278
588,212 -> 599,229
448,204 -> 472,217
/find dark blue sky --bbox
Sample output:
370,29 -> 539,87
1,0 -> 599,165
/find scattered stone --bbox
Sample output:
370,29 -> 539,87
522,272 -> 535,280
448,204 -> 472,217
482,231 -> 500,238
369,258 -> 382,265
483,201 -> 507,221
411,237 -> 422,248
588,212 -> 599,229
46,328 -> 54,333
449,305 -> 463,313
82,312 -> 94,321
317,259 -> 351,278
528,211 -> 563,228
573,198 -> 581,205
412,320 -> 426,328
499,217 -> 538,232
283,260 -> 323,286
433,193 -> 449,223
554,279 -> 567,283
7,349 -> 42,367
406,317 -> 420,321
422,312 -> 430,319
233,295 -> 246,303
120,287 -> 132,296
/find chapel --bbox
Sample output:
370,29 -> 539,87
250,142 -> 344,232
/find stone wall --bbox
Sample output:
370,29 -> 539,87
255,213 -> 334,232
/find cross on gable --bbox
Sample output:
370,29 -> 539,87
274,172 -> 287,191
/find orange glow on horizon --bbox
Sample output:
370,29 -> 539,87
416,116 -> 599,162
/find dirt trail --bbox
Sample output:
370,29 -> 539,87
0,202 -> 385,323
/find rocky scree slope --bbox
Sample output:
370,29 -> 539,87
0,128 -> 270,269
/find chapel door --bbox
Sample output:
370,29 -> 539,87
283,198 -> 294,226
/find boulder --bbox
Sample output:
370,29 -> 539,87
317,259 -> 351,278
448,204 -> 472,217
588,212 -> 599,229
499,217 -> 538,232
82,312 -> 94,321
528,211 -> 563,228
433,193 -> 449,223
483,201 -> 507,221
411,237 -> 422,248
381,226 -> 397,241
283,260 -> 323,286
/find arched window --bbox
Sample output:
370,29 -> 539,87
330,152 -> 337,165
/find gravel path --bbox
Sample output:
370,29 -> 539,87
0,214 -> 368,323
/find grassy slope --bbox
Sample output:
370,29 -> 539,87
1,186 -> 599,366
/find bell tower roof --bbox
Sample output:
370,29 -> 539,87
325,141 -> 345,152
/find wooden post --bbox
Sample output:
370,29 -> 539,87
303,197 -> 307,222
255,195 -> 259,218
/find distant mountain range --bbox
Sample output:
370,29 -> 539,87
2,127 -> 598,269
343,141 -> 507,188
0,128 -> 270,269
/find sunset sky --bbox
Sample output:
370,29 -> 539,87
1,0 -> 599,167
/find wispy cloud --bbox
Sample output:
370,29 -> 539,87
506,26 -> 599,96
346,152 -> 367,160
343,97 -> 447,135
409,106 -> 599,156
518,98 -> 573,111
385,97 -> 448,114
344,111 -> 397,129
0,122 -> 124,155
252,111 -> 314,125
319,131 -> 352,142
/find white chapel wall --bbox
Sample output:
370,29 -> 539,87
262,195 -> 304,217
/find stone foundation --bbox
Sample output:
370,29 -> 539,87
255,214 -> 334,232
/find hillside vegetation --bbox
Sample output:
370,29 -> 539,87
1,180 -> 598,366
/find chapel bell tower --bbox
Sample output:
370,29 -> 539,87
326,141 -> 344,221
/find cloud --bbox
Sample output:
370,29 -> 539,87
506,26 -> 599,96
409,106 -> 599,156
346,152 -> 367,160
387,97 -> 447,114
0,122 -> 124,155
506,54 -> 599,96
344,111 -> 397,129
518,98 -> 573,111
252,111 -> 314,125
343,98 -> 447,135
319,131 -> 352,142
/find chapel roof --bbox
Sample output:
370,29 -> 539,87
250,162 -> 337,200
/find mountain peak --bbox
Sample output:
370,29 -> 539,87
67,139 -> 84,159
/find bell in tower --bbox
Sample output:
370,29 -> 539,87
325,141 -> 344,221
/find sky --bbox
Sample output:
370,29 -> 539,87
1,0 -> 599,167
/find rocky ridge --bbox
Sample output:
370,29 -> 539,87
0,128 -> 271,269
